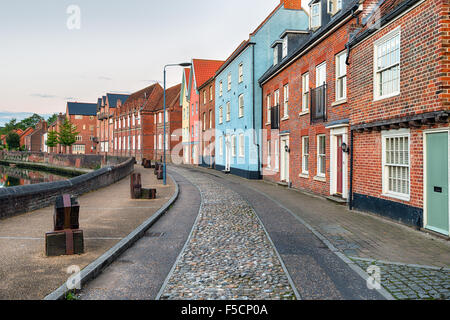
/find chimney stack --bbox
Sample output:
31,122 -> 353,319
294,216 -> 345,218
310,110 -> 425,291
282,0 -> 302,10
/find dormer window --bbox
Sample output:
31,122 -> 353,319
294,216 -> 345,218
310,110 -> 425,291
282,37 -> 288,58
328,0 -> 342,15
310,3 -> 321,29
273,46 -> 279,66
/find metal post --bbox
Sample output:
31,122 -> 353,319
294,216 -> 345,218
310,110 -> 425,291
163,67 -> 167,185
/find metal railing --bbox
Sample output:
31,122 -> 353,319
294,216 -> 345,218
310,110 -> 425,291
310,84 -> 327,123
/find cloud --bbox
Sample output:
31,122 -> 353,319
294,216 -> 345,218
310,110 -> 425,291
141,79 -> 162,84
30,93 -> 58,99
98,76 -> 113,81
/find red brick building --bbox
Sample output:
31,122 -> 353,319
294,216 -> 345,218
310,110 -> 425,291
113,84 -> 161,161
112,83 -> 182,163
198,74 -> 220,168
46,113 -> 66,154
259,0 -> 361,202
96,93 -> 130,155
347,0 -> 450,235
153,84 -> 183,163
66,102 -> 97,154
25,120 -> 47,152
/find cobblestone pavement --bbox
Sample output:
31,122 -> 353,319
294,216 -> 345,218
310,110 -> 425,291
351,257 -> 450,300
158,168 -> 296,300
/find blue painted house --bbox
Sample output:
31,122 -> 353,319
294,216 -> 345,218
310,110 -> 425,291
214,0 -> 309,179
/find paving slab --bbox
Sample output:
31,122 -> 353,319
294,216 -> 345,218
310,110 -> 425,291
0,165 -> 174,300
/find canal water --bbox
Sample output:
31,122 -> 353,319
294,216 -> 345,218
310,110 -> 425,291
0,164 -> 76,188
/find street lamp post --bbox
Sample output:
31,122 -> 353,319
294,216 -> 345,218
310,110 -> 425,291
163,62 -> 192,185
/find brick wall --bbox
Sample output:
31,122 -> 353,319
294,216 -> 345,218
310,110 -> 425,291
262,16 -> 355,197
349,0 -> 448,213
0,155 -> 134,219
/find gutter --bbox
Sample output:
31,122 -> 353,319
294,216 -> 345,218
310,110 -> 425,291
259,4 -> 360,85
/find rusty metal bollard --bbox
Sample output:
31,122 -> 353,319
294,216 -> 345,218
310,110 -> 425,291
45,194 -> 84,256
130,173 -> 142,199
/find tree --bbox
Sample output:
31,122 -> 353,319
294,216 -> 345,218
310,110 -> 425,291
20,114 -> 43,130
47,113 -> 58,125
5,131 -> 20,150
57,120 -> 79,153
46,130 -> 58,149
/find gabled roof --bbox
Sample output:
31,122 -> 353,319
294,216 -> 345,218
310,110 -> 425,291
180,68 -> 191,105
152,84 -> 182,112
20,127 -> 34,138
192,59 -> 224,89
106,93 -> 130,108
215,40 -> 252,76
67,102 -> 98,116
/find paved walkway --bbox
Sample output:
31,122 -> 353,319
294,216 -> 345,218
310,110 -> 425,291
0,165 -> 174,300
186,165 -> 450,300
79,166 -> 384,300
79,170 -> 201,300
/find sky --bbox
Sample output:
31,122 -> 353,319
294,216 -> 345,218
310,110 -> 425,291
0,0 -> 309,115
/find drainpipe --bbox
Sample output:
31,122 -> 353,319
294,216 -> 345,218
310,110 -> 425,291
251,42 -> 261,178
349,128 -> 354,210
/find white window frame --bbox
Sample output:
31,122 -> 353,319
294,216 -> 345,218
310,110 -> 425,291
310,3 -> 321,29
203,90 -> 207,104
302,136 -> 309,175
239,133 -> 245,158
302,73 -> 310,113
283,84 -> 289,118
226,102 -> 231,122
267,94 -> 271,124
219,136 -> 223,156
209,110 -> 213,129
227,73 -> 231,91
374,27 -> 401,101
231,135 -> 236,157
138,135 -> 141,150
219,81 -> 223,96
317,134 -> 326,177
158,134 -> 162,150
316,62 -> 326,87
219,107 -> 223,124
210,85 -> 213,101
273,47 -> 279,66
267,140 -> 271,169
238,94 -> 244,118
335,51 -> 347,101
274,89 -> 280,107
238,63 -> 243,83
381,128 -> 411,201
282,37 -> 288,58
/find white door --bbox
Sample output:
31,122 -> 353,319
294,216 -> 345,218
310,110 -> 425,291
280,137 -> 290,182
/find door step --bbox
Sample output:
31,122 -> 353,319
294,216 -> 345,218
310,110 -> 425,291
222,170 -> 230,174
326,195 -> 348,205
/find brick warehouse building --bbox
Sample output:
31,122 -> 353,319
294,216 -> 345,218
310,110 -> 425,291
113,83 -> 162,161
112,83 -> 182,163
46,113 -> 66,154
153,84 -> 183,163
66,102 -> 97,154
96,93 -> 130,155
187,59 -> 224,165
347,0 -> 450,236
198,63 -> 223,168
259,0 -> 362,201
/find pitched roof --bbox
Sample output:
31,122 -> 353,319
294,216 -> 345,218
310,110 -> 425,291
106,93 -> 130,108
192,59 -> 225,89
67,102 -> 98,116
216,40 -> 251,76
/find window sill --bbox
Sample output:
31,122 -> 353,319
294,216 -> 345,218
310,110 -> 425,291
382,192 -> 410,202
373,91 -> 400,102
299,173 -> 309,179
265,122 -> 271,126
331,99 -> 347,106
299,110 -> 309,117
313,175 -> 326,182
281,116 -> 289,121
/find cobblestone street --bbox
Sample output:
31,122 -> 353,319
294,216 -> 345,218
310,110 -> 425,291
351,257 -> 450,300
158,168 -> 297,300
